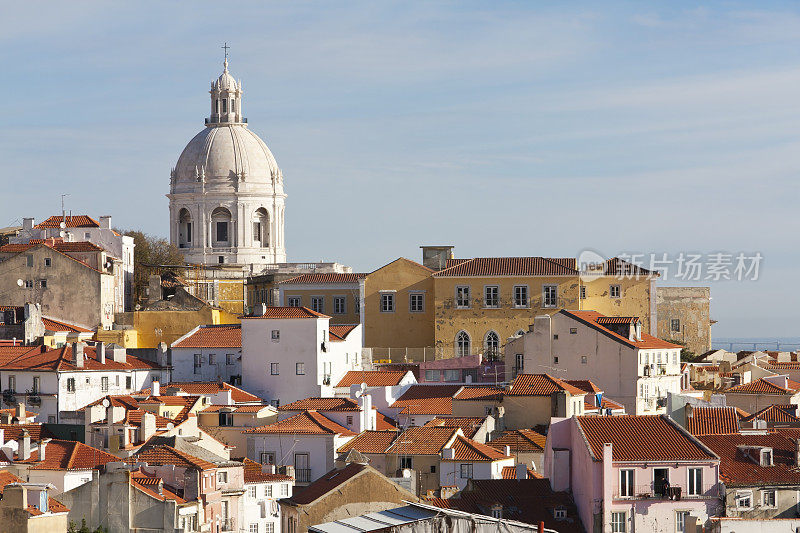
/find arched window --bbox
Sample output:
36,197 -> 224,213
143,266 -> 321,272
211,207 -> 232,245
456,331 -> 471,357
484,331 -> 500,359
178,208 -> 192,248
253,208 -> 270,248
231,98 -> 236,114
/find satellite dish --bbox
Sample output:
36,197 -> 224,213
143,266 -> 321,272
101,399 -> 110,408
166,422 -> 174,430
59,231 -> 66,238
16,279 -> 23,287
59,222 -> 66,229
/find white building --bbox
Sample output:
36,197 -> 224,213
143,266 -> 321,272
170,324 -> 242,384
277,396 -> 377,434
241,458 -> 293,533
13,214 -> 135,312
0,342 -> 169,424
241,306 -> 363,406
333,370 -> 417,415
168,56 -> 287,269
506,310 -> 682,415
439,434 -> 514,491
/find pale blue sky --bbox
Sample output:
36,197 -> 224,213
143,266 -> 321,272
1,2 -> 799,338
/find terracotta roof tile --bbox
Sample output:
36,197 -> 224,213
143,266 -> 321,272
201,404 -> 271,414
238,457 -> 293,483
727,378 -> 800,394
135,445 -> 216,470
561,310 -> 681,350
577,415 -> 717,462
564,380 -> 604,394
389,385 -> 462,415
432,257 -> 578,277
0,424 -> 54,442
445,435 -> 509,461
34,215 -> 100,228
0,470 -> 70,515
384,426 -> 458,455
335,370 -> 409,388
279,397 -> 361,412
699,433 -> 800,487
0,345 -> 161,371
243,411 -> 355,435
329,325 -> 358,341
743,404 -> 800,424
172,325 -> 241,348
453,386 -> 504,401
278,273 -> 366,284
375,411 -> 397,431
507,374 -> 586,397
242,306 -> 329,319
152,382 -> 261,403
500,466 -> 541,479
488,429 -> 547,452
686,407 -> 741,436
14,440 -> 119,470
337,431 -> 399,454
423,417 -> 486,439
41,317 -> 92,333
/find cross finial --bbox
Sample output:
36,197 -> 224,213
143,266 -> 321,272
222,42 -> 230,62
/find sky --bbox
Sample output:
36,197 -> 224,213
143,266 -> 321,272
1,1 -> 799,339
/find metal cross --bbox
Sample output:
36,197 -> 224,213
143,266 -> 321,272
222,42 -> 230,61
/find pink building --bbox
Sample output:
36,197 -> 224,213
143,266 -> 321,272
545,415 -> 722,533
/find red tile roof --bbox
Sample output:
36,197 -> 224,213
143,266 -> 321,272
0,345 -> 161,371
336,370 -> 410,388
243,411 -> 355,435
15,440 -> 119,471
337,431 -> 399,454
432,257 -> 578,277
488,429 -> 547,452
34,215 -> 100,228
423,417 -> 486,439
699,433 -> 800,487
279,397 -> 361,412
135,445 -> 216,470
445,435 -> 509,461
329,325 -> 358,342
726,378 -> 800,394
82,395 -> 142,410
0,243 -> 109,275
385,426 -> 458,455
286,462 -> 368,505
389,385 -> 463,415
130,470 -> 187,503
507,374 -> 586,397
0,424 -> 54,442
279,273 -> 366,284
172,325 -> 241,348
0,470 -> 70,515
200,404 -> 272,414
564,380 -> 604,394
41,317 -> 92,333
238,457 -> 293,483
577,415 -> 717,462
375,411 -> 397,431
242,306 -> 329,319
153,382 -> 262,403
743,404 -> 800,424
453,386 -> 504,401
500,466 -> 541,479
686,407 -> 741,436
561,310 -> 682,350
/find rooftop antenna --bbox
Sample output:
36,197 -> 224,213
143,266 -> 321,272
61,194 -> 69,221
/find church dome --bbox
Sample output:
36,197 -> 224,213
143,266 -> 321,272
174,124 -> 279,185
215,59 -> 238,91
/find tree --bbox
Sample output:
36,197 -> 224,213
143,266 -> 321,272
121,230 -> 185,307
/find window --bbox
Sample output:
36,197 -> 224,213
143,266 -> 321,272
429,464 -> 436,473
287,296 -> 301,307
761,449 -> 773,466
8,376 -> 16,392
218,471 -> 228,483
513,285 -> 528,307
455,286 -> 470,308
542,285 -> 557,308
554,507 -> 567,520
515,353 -> 524,373
84,232 -> 91,239
443,369 -> 460,382
671,319 -> 681,332
226,353 -> 235,365
579,286 -> 586,299
222,98 -> 227,113
271,330 -> 280,341
296,362 -> 305,375
265,484 -> 273,497
425,370 -> 441,382
218,255 -> 224,264
66,377 -> 75,392
400,456 -> 412,469
409,293 -> 424,313
611,511 -> 626,532
491,507 -> 502,519
250,524 -> 259,533
194,354 -> 202,374
260,452 -> 275,465
311,296 -> 324,313
735,490 -> 752,509
44,257 -> 51,267
38,279 -> 47,288
26,255 -> 33,267
346,416 -> 353,425
24,280 -> 33,288
216,221 -> 229,242
32,376 -> 40,394
281,483 -> 288,496
459,463 -> 473,479
219,412 -> 233,427
619,469 -> 634,498
570,327 -> 577,334
254,221 -> 262,242
380,293 -> 394,312
687,468 -> 702,496
209,354 -> 216,365
265,524 -> 275,533
553,356 -> 559,364
333,296 -> 346,314
455,331 -> 471,357
48,415 -> 56,423
270,363 -> 279,375
676,511 -> 690,533
581,355 -> 588,365
126,376 -> 132,389
101,376 -> 109,392
247,486 -> 257,498
484,331 -> 500,357
484,286 -> 499,308
610,284 -> 621,298
354,298 -> 360,314
763,489 -> 776,508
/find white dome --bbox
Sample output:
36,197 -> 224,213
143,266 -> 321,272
216,70 -> 237,91
174,124 -> 280,185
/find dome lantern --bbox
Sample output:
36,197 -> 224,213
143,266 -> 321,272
208,55 -> 245,126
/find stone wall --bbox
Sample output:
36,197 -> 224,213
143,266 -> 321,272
656,287 -> 712,356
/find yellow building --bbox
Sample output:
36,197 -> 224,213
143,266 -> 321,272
277,273 -> 365,325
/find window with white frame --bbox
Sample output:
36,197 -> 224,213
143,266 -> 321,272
611,511 -> 626,532
226,353 -> 235,365
296,362 -> 305,375
380,293 -> 394,312
425,370 -> 441,381
554,506 -> 567,519
270,363 -> 279,375
409,292 -> 424,313
763,489 -> 776,508
456,331 -> 471,357
459,463 -> 473,479
513,285 -> 528,307
101,376 -> 109,392
490,506 -> 502,519
66,377 -> 75,392
249,524 -> 259,533
194,354 -> 202,374
484,286 -> 499,308
687,468 -> 702,496
333,296 -> 346,314
579,285 -> 586,299
619,469 -> 634,498
311,296 -> 324,313
542,285 -> 557,308
443,369 -> 460,382
610,284 -> 621,298
265,523 -> 274,533
261,452 -> 275,465
265,484 -> 273,497
671,318 -> 681,332
287,296 -> 301,307
735,490 -> 752,509
761,448 -> 773,466
676,511 -> 690,533
217,471 -> 228,483
455,286 -> 470,308
484,331 -> 500,357
247,486 -> 256,498
281,483 -> 288,496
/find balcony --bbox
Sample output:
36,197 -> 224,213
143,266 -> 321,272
220,517 -> 236,531
295,468 -> 312,483
613,484 -> 718,501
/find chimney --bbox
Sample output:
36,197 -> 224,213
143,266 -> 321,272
795,439 -> 800,467
15,403 -> 25,421
505,445 -> 511,457
110,345 -> 126,364
152,380 -> 160,397
516,463 -> 527,480
73,342 -> 85,369
442,448 -> 455,460
157,342 -> 168,367
39,439 -> 50,462
142,412 -> 157,441
262,463 -> 276,474
97,342 -> 105,364
99,216 -> 112,229
18,430 -> 31,461
255,303 -> 267,316
22,218 -> 34,231
420,245 -> 454,271
107,405 -> 125,424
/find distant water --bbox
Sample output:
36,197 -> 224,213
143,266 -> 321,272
713,337 -> 800,351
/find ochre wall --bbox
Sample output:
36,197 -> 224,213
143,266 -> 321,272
281,286 -> 361,325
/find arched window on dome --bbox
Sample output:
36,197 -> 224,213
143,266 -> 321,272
211,207 -> 232,246
178,208 -> 192,249
484,331 -> 500,360
455,331 -> 471,358
253,208 -> 270,248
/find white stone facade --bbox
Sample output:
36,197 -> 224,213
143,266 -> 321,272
168,58 -> 287,270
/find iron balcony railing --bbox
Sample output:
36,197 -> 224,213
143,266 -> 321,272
613,483 -> 718,501
295,468 -> 312,483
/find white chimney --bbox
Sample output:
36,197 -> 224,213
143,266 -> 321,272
515,463 -> 527,480
99,216 -> 112,229
442,448 -> 455,460
152,381 -> 160,397
39,439 -> 50,462
262,464 -> 276,474
22,218 -> 34,231
73,342 -> 85,369
97,342 -> 105,364
505,445 -> 511,457
142,412 -> 157,441
18,430 -> 31,461
15,402 -> 25,421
